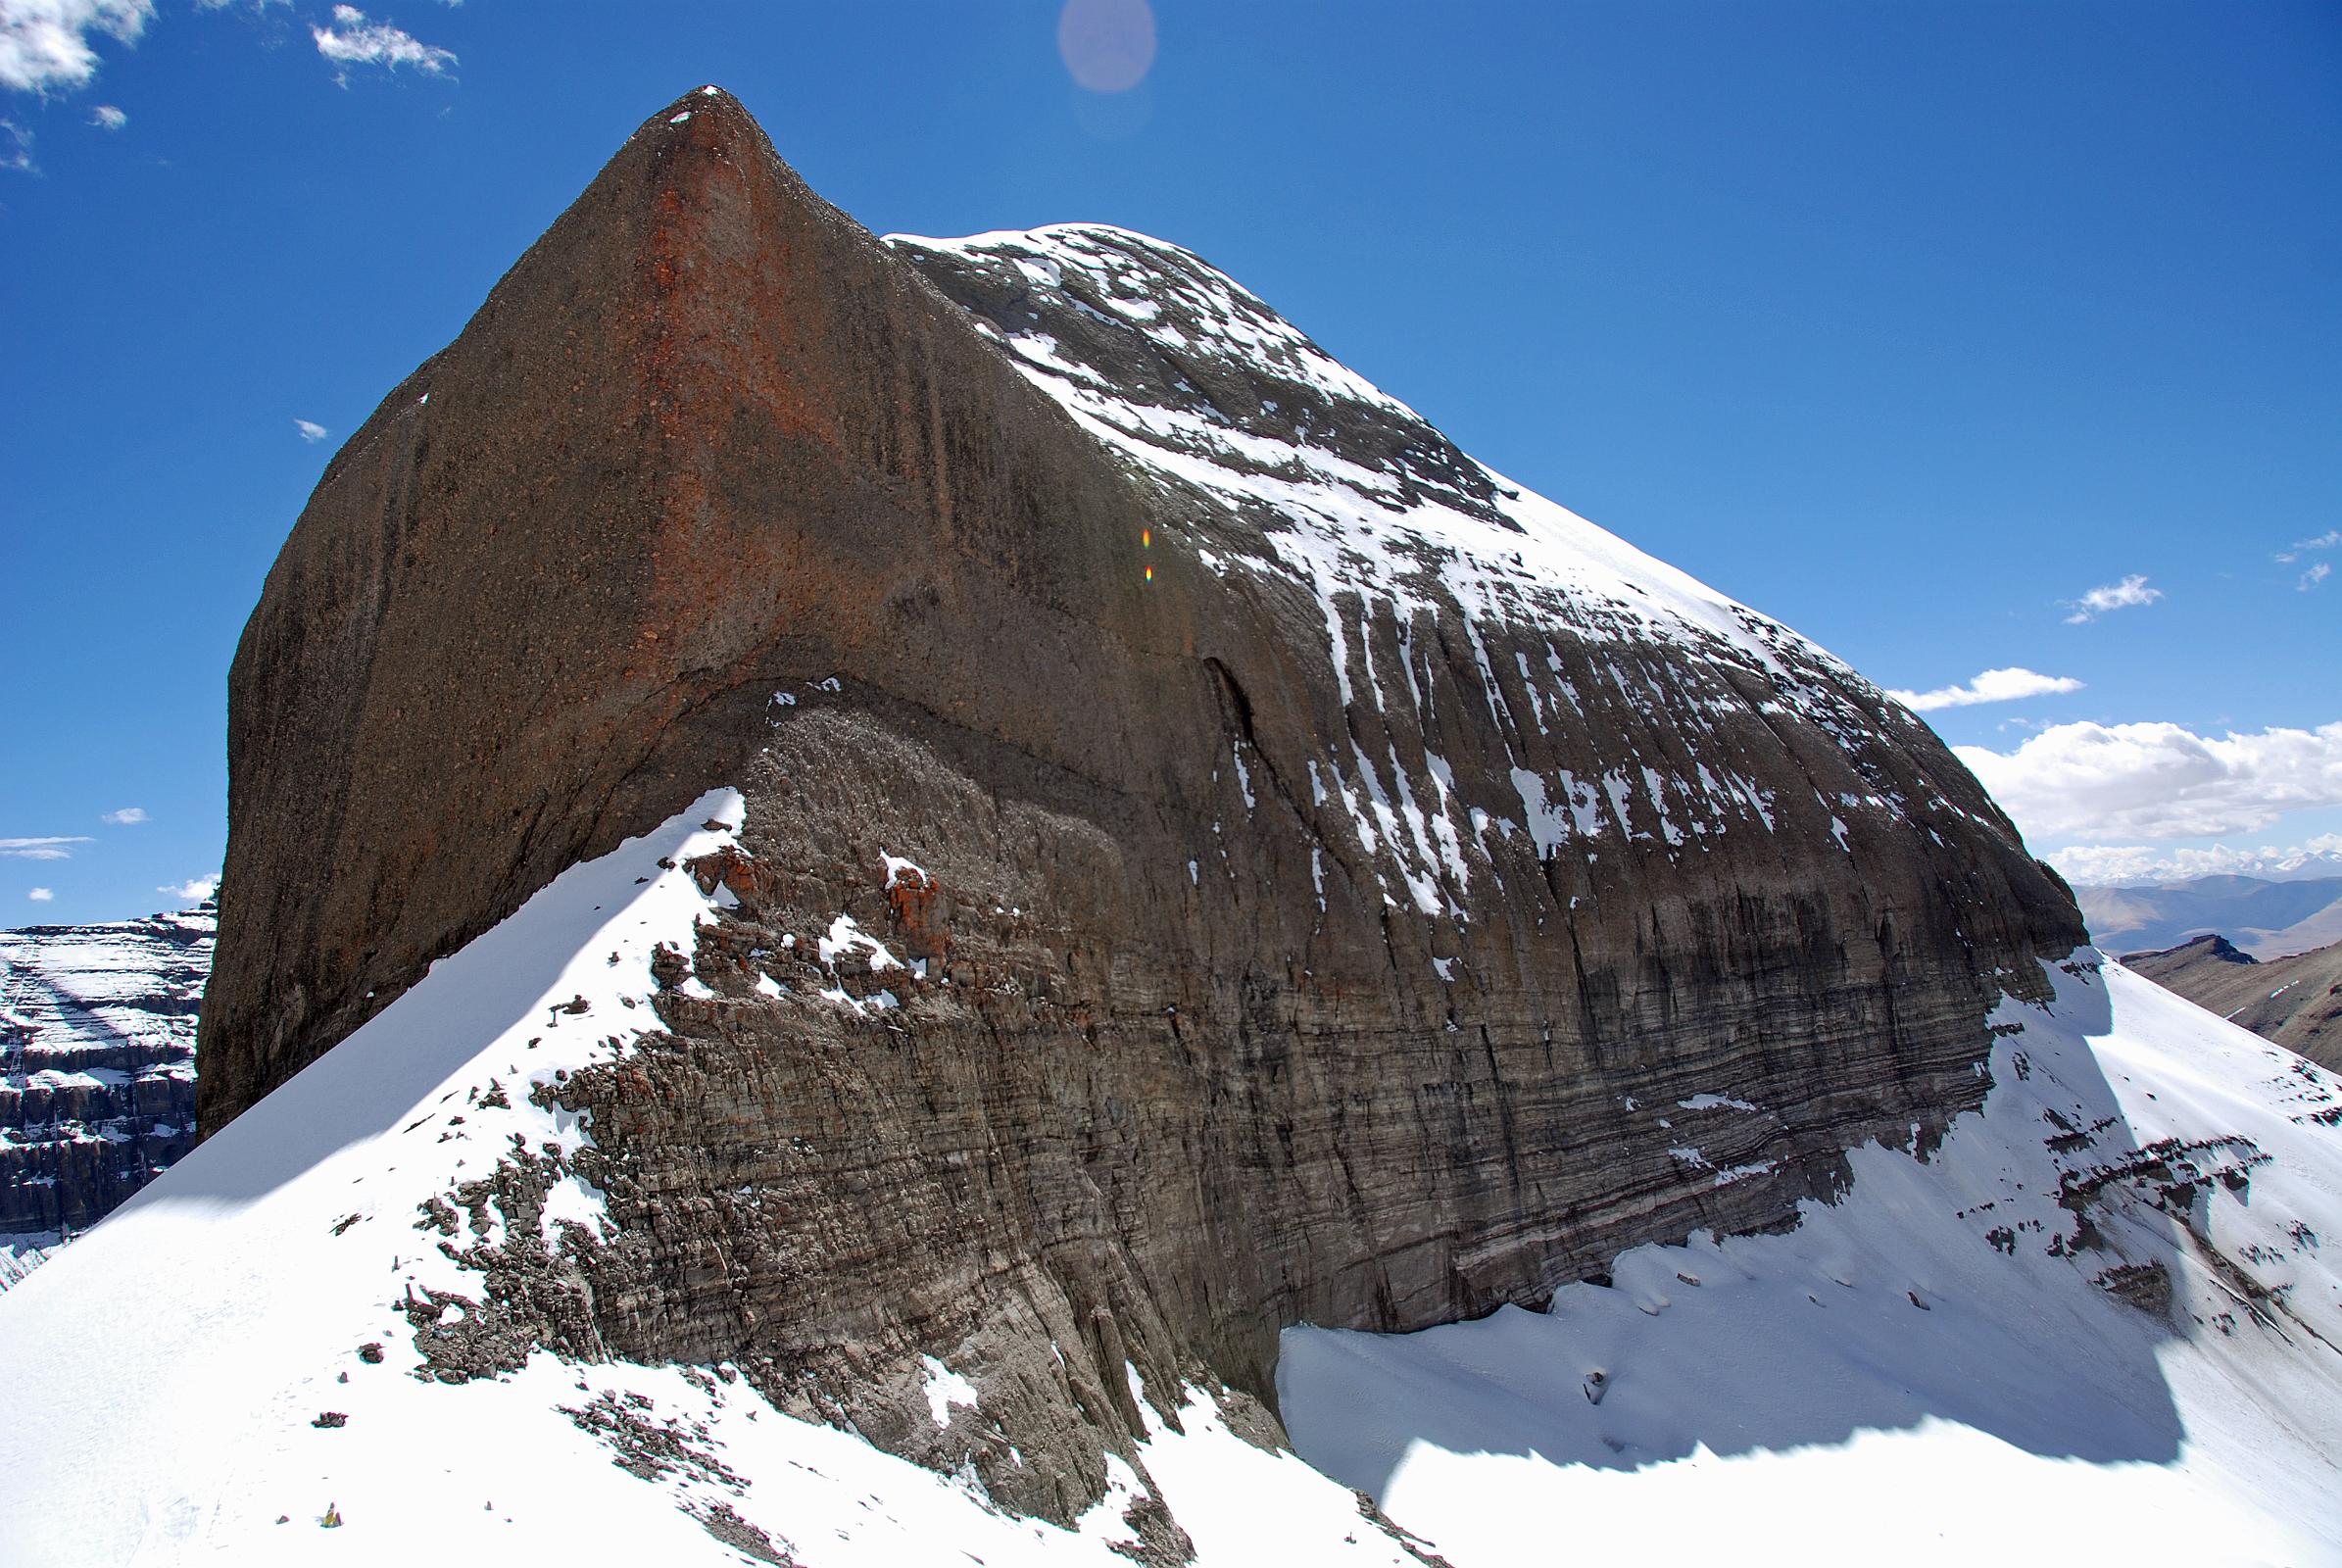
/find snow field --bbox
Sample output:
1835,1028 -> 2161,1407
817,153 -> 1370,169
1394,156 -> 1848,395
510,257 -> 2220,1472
0,794 -> 1436,1567
1282,959 -> 2342,1566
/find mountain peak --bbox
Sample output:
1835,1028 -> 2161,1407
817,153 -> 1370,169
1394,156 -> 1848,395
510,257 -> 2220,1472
184,85 -> 2088,1543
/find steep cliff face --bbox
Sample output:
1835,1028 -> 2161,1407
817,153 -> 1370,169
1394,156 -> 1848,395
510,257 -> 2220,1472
199,87 -> 2084,1520
1,906 -> 209,1272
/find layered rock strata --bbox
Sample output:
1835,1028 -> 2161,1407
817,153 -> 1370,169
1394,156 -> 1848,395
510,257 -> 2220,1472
202,88 -> 2086,1520
1,906 -> 210,1253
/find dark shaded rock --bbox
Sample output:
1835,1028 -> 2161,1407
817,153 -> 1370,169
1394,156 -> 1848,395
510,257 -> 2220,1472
203,87 -> 2088,1519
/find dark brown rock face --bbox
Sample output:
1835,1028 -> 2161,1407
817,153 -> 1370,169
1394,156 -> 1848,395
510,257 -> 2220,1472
205,89 -> 2085,1518
2123,934 -> 2341,1067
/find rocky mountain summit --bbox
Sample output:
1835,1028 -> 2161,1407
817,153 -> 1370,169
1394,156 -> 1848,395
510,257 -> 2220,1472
2122,932 -> 2341,1068
190,85 -> 2084,1524
29,89 -> 2342,1567
0,905 -> 210,1287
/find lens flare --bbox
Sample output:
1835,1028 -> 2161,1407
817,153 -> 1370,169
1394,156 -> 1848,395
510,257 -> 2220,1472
1057,0 -> 1156,95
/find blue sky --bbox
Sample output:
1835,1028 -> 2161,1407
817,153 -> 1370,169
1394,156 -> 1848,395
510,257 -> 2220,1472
3,0 -> 2336,923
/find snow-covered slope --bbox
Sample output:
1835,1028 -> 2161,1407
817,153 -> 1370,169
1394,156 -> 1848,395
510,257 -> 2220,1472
5,796 -> 2334,1564
891,221 -> 1886,730
1282,957 -> 2342,1565
0,797 -> 1435,1567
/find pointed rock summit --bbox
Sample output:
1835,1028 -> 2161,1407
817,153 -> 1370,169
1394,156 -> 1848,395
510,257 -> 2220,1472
200,88 -> 2085,1516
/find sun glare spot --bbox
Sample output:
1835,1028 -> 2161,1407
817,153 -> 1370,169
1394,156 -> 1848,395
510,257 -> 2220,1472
1058,0 -> 1156,95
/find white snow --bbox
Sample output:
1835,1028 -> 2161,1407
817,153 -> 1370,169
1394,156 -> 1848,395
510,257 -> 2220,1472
883,220 -> 1955,923
1283,957 -> 2342,1565
817,912 -> 901,971
919,1353 -> 978,1427
0,792 -> 1426,1567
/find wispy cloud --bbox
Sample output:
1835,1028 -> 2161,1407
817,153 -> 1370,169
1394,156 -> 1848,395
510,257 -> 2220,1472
2302,562 -> 2331,593
0,835 -> 91,860
2274,528 -> 2339,564
158,874 -> 218,903
87,101 -> 122,128
2062,573 -> 2163,625
1956,719 -> 2342,842
1,118 -> 31,172
1889,666 -> 2083,713
313,6 -> 455,80
26,886 -> 54,902
294,417 -> 328,443
2047,833 -> 2342,887
0,0 -> 152,94
100,805 -> 146,824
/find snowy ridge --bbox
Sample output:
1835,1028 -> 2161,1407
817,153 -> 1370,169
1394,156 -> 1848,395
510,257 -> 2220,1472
890,222 -> 1863,694
1282,957 -> 2342,1564
891,223 -> 1976,919
0,797 -> 1433,1567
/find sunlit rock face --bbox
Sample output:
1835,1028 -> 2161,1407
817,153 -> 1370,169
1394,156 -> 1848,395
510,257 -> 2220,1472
200,88 -> 2084,1518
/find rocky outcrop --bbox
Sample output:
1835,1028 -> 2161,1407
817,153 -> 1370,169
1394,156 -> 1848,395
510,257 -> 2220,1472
1,906 -> 210,1255
2123,933 -> 2341,1068
202,88 -> 2085,1520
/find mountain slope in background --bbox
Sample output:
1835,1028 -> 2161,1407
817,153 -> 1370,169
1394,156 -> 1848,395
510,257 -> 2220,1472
2,88 -> 2328,1565
2075,874 -> 2342,960
2124,933 -> 2341,1069
0,904 -> 211,1290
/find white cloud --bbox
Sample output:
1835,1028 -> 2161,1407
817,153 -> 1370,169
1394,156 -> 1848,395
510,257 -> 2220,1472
26,886 -> 54,903
1888,666 -> 2084,713
87,100 -> 122,128
158,874 -> 219,903
0,0 -> 151,93
313,6 -> 454,78
1957,719 -> 2342,843
2302,562 -> 2331,592
1,118 -> 31,172
0,835 -> 91,859
2047,834 -> 2342,887
294,417 -> 328,443
2062,573 -> 2163,625
100,805 -> 146,824
2275,529 -> 2339,564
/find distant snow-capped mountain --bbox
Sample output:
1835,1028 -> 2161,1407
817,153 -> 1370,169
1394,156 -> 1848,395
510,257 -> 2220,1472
2075,873 -> 2342,960
0,903 -> 212,1291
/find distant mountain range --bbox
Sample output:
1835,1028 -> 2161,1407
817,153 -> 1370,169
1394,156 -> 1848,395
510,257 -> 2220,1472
2121,934 -> 2340,1070
0,905 -> 211,1290
2074,872 -> 2342,960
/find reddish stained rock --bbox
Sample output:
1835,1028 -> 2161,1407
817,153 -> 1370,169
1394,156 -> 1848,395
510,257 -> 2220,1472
202,87 -> 2089,1521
